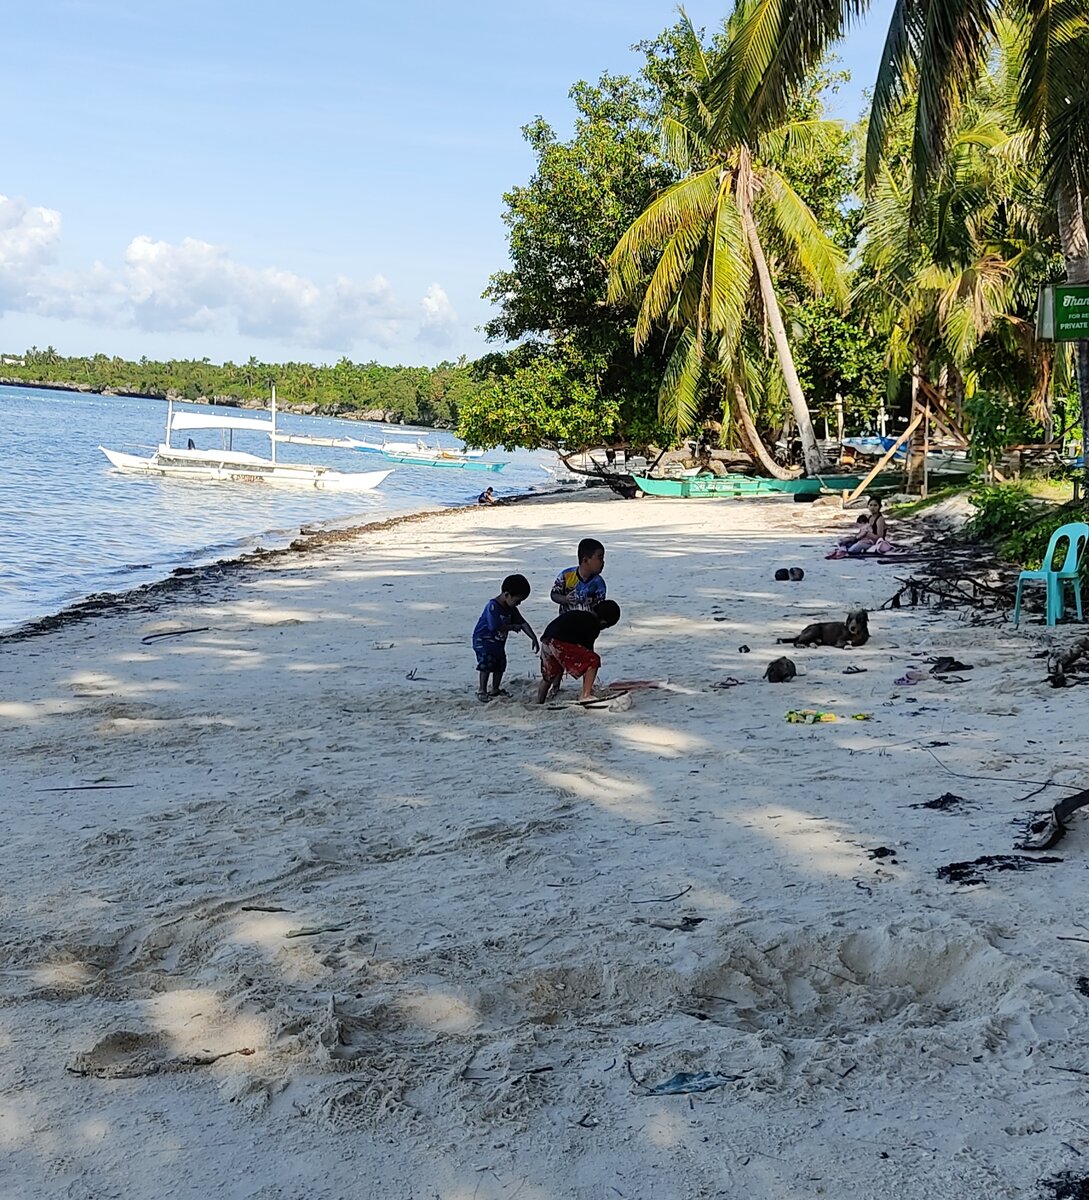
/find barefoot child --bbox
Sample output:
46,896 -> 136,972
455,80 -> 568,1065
536,600 -> 621,704
472,574 -> 539,701
551,538 -> 607,612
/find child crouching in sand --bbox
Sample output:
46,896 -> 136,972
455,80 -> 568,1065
536,600 -> 621,704
473,574 -> 538,702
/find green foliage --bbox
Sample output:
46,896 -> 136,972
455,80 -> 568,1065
963,391 -> 1038,461
480,72 -> 674,449
457,353 -> 620,452
964,483 -> 1089,569
790,297 -> 887,422
964,483 -> 1038,541
1,349 -> 483,429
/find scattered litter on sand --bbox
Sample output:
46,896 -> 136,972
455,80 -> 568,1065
638,1070 -> 743,1096
910,792 -> 972,811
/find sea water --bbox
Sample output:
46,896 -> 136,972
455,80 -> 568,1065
0,384 -> 557,632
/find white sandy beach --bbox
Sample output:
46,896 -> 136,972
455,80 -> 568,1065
3,490 -> 1089,1200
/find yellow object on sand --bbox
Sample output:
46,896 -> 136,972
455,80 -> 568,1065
785,709 -> 837,724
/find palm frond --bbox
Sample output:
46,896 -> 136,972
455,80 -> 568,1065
758,118 -> 850,166
758,170 -> 849,302
705,190 -> 752,355
913,0 -> 998,204
658,326 -> 708,439
608,168 -> 721,301
634,221 -> 707,349
865,0 -> 920,190
711,0 -> 868,143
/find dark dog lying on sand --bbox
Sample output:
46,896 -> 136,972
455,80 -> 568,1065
778,610 -> 869,649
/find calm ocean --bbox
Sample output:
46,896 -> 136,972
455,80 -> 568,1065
0,384 -> 556,632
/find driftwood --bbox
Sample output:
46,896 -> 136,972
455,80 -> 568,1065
878,532 -> 1018,614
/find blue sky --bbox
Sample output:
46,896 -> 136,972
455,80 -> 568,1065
0,0 -> 893,367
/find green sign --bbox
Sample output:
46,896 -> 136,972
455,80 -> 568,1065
1055,285 -> 1089,341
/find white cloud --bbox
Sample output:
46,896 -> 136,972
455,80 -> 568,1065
416,282 -> 458,347
0,194 -> 461,356
0,194 -> 63,310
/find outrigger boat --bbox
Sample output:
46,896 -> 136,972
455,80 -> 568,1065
633,472 -> 864,498
272,432 -> 369,450
101,392 -> 393,492
353,438 -> 507,471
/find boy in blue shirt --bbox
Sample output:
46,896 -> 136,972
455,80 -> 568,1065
550,538 -> 606,612
472,573 -> 538,701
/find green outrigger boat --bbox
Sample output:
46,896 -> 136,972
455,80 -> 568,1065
632,472 -> 865,498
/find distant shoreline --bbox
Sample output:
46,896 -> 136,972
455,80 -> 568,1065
0,377 -> 435,428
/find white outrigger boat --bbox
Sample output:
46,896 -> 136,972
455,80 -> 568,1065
353,437 -> 507,471
100,392 -> 393,492
272,432 -> 369,450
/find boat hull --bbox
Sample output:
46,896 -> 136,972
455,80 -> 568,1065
633,473 -> 864,498
100,447 -> 392,492
378,452 -> 506,471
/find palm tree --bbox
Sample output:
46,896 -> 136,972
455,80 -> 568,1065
705,0 -> 1089,463
859,52 -> 1060,481
608,9 -> 847,476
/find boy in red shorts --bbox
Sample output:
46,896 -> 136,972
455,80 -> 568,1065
536,600 -> 621,704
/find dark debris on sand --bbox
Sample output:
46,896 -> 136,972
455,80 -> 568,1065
1039,1173 -> 1089,1200
937,854 -> 1064,886
911,792 -> 971,811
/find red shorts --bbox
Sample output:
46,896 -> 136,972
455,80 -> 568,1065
540,638 -> 600,682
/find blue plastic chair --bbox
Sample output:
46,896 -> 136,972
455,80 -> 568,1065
1013,522 -> 1089,626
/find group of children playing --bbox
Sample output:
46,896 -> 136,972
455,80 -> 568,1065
471,537 -> 621,704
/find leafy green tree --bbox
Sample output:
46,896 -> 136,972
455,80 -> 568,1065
458,351 -> 620,451
791,298 -> 888,425
468,71 -> 677,451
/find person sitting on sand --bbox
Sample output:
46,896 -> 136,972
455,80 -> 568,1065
472,574 -> 539,702
551,538 -> 607,612
536,599 -> 621,704
829,497 -> 894,557
478,487 -> 497,505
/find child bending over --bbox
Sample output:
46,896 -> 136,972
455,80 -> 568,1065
536,599 -> 621,704
472,574 -> 538,702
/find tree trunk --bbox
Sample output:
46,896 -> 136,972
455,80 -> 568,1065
733,383 -> 793,479
738,195 -> 823,476
1057,180 -> 1089,481
906,354 -> 927,494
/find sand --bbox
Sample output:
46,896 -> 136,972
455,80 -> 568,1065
2,490 -> 1089,1200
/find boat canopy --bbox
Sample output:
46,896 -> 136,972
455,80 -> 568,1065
170,412 -> 273,434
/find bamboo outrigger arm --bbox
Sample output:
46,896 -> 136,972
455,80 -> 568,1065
844,410 -> 925,505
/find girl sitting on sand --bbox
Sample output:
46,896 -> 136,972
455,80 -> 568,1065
827,497 -> 896,558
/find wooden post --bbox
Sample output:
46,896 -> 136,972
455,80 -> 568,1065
922,395 -> 930,499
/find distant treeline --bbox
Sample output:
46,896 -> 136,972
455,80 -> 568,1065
0,346 -> 486,427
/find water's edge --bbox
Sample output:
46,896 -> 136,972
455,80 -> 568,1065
0,489 -> 568,645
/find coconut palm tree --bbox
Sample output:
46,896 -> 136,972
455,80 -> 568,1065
859,60 -> 1061,482
608,8 -> 847,475
705,0 -> 1089,461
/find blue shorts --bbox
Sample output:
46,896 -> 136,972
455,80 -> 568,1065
474,644 -> 506,673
